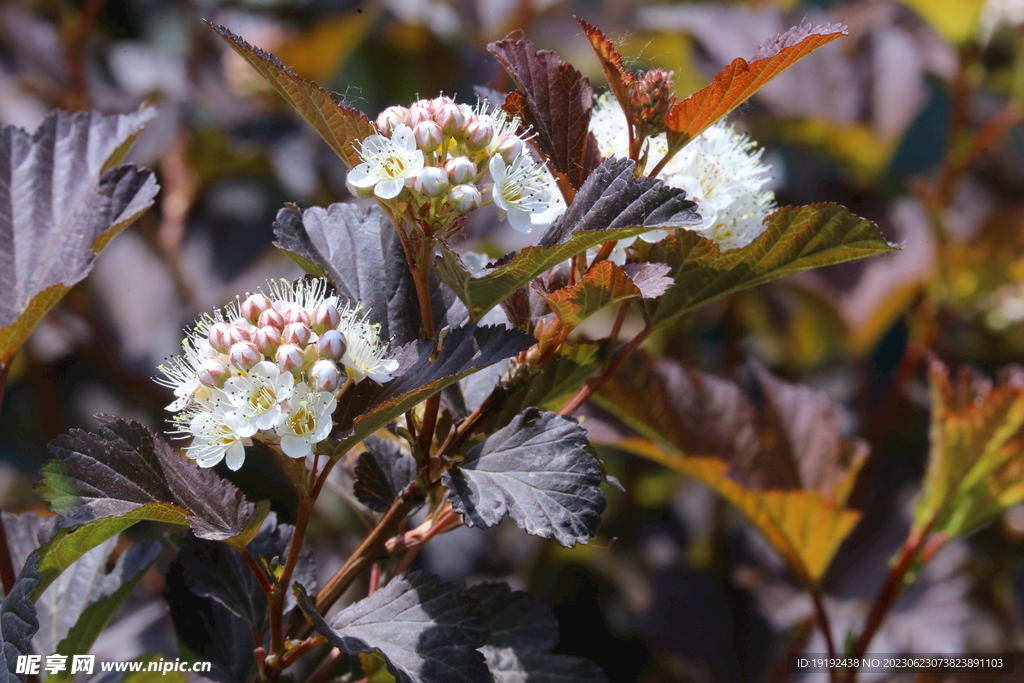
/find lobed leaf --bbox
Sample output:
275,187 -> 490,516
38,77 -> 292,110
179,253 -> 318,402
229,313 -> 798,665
914,359 -> 1024,539
486,38 -> 601,191
663,22 -> 848,146
543,261 -> 642,330
354,436 -> 417,513
329,325 -> 534,453
273,203 -> 424,343
617,439 -> 860,584
642,203 -> 897,326
208,23 -> 375,168
0,108 -> 159,365
483,648 -> 609,683
0,554 -> 40,683
442,408 -> 605,548
436,158 -> 699,322
39,416 -> 259,541
295,571 -> 490,683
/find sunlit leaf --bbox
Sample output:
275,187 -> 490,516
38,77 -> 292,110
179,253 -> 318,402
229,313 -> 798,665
575,18 -> 634,121
663,22 -> 848,146
39,416 -> 260,542
208,22 -> 375,168
914,359 -> 1024,539
487,37 -> 601,192
617,439 -> 860,584
296,572 -> 490,683
0,108 -> 159,365
642,203 -> 897,326
436,158 -> 699,322
543,262 -> 642,329
443,408 -> 605,548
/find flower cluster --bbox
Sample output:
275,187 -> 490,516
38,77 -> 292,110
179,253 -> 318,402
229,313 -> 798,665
347,95 -> 561,233
590,94 -> 777,253
158,279 -> 399,470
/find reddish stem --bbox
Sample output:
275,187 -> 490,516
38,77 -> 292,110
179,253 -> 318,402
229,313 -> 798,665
558,325 -> 651,416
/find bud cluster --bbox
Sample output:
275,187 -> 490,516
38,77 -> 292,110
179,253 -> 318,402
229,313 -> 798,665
157,279 -> 400,471
629,69 -> 677,135
346,95 -> 561,234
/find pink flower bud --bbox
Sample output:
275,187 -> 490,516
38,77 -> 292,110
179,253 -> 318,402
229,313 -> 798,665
283,322 -> 313,346
283,307 -> 311,327
310,360 -> 343,392
495,134 -> 524,163
444,157 -> 478,184
412,166 -> 449,198
240,293 -> 272,324
449,184 -> 483,212
276,344 -> 304,373
413,121 -> 443,151
316,329 -> 348,360
198,359 -> 230,388
311,303 -> 341,334
431,95 -> 451,111
465,119 -> 494,149
227,324 -> 251,344
258,308 -> 285,330
406,105 -> 432,128
207,322 -> 233,353
434,102 -> 465,136
253,326 -> 282,355
375,106 -> 407,136
228,342 -> 261,371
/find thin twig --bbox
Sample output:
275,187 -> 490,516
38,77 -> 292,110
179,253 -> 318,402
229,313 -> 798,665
0,362 -> 17,596
305,648 -> 345,683
558,325 -> 651,416
809,588 -> 838,683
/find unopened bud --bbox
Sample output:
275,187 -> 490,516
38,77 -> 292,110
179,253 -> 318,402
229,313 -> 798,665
431,95 -> 451,111
198,359 -> 230,388
240,293 -> 272,324
253,326 -> 282,355
495,134 -> 524,163
375,106 -> 407,136
445,157 -> 477,184
406,105 -> 432,128
283,322 -> 313,346
413,121 -> 443,152
258,308 -> 285,330
276,344 -> 304,373
283,307 -> 311,327
229,342 -> 261,371
310,360 -> 343,392
434,102 -> 465,135
465,119 -> 494,149
316,329 -> 348,360
311,303 -> 341,334
412,166 -> 449,198
207,322 -> 233,353
449,184 -> 483,212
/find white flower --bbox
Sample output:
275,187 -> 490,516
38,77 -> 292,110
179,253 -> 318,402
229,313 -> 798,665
278,383 -> 337,458
489,154 -> 556,234
222,361 -> 295,431
157,337 -> 222,411
339,320 -> 400,384
184,408 -> 256,471
347,124 -> 425,199
589,94 -> 775,251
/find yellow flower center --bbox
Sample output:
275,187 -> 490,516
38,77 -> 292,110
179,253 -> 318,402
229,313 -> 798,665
289,402 -> 316,437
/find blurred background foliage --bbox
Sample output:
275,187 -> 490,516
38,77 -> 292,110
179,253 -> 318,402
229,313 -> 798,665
2,0 -> 1024,680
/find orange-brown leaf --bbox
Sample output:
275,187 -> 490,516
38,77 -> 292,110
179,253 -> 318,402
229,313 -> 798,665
543,261 -> 642,329
576,17 -> 634,115
665,22 -> 847,145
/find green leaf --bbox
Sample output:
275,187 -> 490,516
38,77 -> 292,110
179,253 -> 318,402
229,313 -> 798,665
208,23 -> 375,168
642,203 -> 897,326
913,359 -> 1024,539
436,158 -> 699,322
39,416 -> 261,543
0,108 -> 159,365
442,408 -> 605,548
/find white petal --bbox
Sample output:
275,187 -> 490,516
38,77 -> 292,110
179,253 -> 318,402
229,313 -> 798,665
224,441 -> 247,471
347,167 -> 378,188
375,178 -> 404,199
506,207 -> 534,234
489,153 -> 507,181
391,125 -> 415,149
639,229 -> 669,244
281,435 -> 312,459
